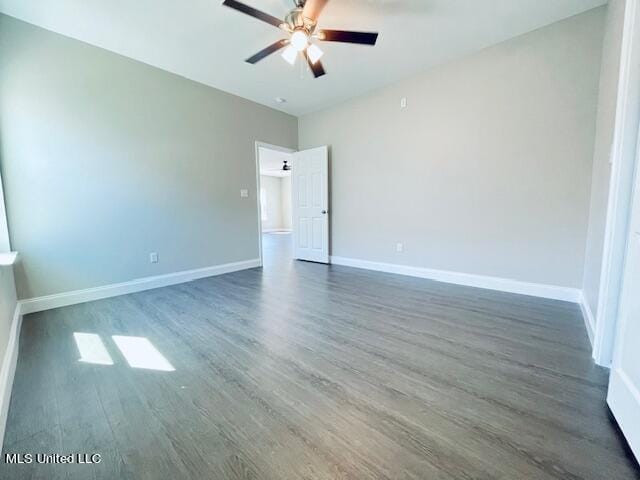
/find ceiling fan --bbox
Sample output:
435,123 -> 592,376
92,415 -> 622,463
222,0 -> 379,78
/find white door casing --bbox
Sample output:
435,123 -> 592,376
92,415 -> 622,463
593,0 -> 640,367
292,146 -> 329,263
607,141 -> 640,464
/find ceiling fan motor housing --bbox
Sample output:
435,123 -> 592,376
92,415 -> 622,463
285,7 -> 316,34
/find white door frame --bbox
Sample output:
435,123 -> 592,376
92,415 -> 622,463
593,0 -> 640,366
254,141 -> 296,266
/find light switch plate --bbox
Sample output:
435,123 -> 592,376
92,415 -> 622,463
400,97 -> 407,109
396,243 -> 404,253
150,252 -> 159,263
240,189 -> 249,198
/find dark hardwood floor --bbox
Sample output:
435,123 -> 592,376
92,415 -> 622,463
2,233 -> 638,479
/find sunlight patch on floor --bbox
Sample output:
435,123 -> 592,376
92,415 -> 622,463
73,332 -> 114,365
112,335 -> 175,371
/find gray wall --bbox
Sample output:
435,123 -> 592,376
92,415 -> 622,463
0,15 -> 297,299
582,0 -> 627,319
299,9 -> 605,288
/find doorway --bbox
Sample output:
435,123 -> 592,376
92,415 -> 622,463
255,142 -> 331,267
256,142 -> 295,266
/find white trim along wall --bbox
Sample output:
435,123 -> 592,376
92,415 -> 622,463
330,256 -> 582,302
593,0 -> 640,367
331,256 -> 596,347
19,258 -> 261,315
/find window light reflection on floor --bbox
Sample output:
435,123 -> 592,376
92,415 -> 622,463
73,332 -> 114,365
112,335 -> 175,371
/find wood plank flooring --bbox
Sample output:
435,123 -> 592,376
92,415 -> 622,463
2,233 -> 638,479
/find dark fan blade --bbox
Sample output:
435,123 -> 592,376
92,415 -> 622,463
303,50 -> 326,78
302,0 -> 329,21
222,0 -> 283,28
318,29 -> 378,45
246,39 -> 288,64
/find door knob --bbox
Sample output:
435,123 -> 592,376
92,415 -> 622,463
321,210 -> 327,214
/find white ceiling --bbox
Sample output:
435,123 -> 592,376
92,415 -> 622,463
259,147 -> 292,177
0,0 -> 606,116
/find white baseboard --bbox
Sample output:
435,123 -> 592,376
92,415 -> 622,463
19,258 -> 261,315
0,304 -> 22,453
330,256 -> 581,303
579,293 -> 596,347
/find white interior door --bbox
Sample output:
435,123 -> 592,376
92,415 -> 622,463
607,150 -> 640,464
292,146 -> 329,263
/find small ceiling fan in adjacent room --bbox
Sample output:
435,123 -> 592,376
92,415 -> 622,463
222,0 -> 379,78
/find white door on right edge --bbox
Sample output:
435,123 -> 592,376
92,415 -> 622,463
607,145 -> 640,464
292,146 -> 329,264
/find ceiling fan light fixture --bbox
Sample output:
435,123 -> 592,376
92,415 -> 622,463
281,45 -> 298,65
290,29 -> 309,51
223,0 -> 380,79
307,44 -> 324,64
